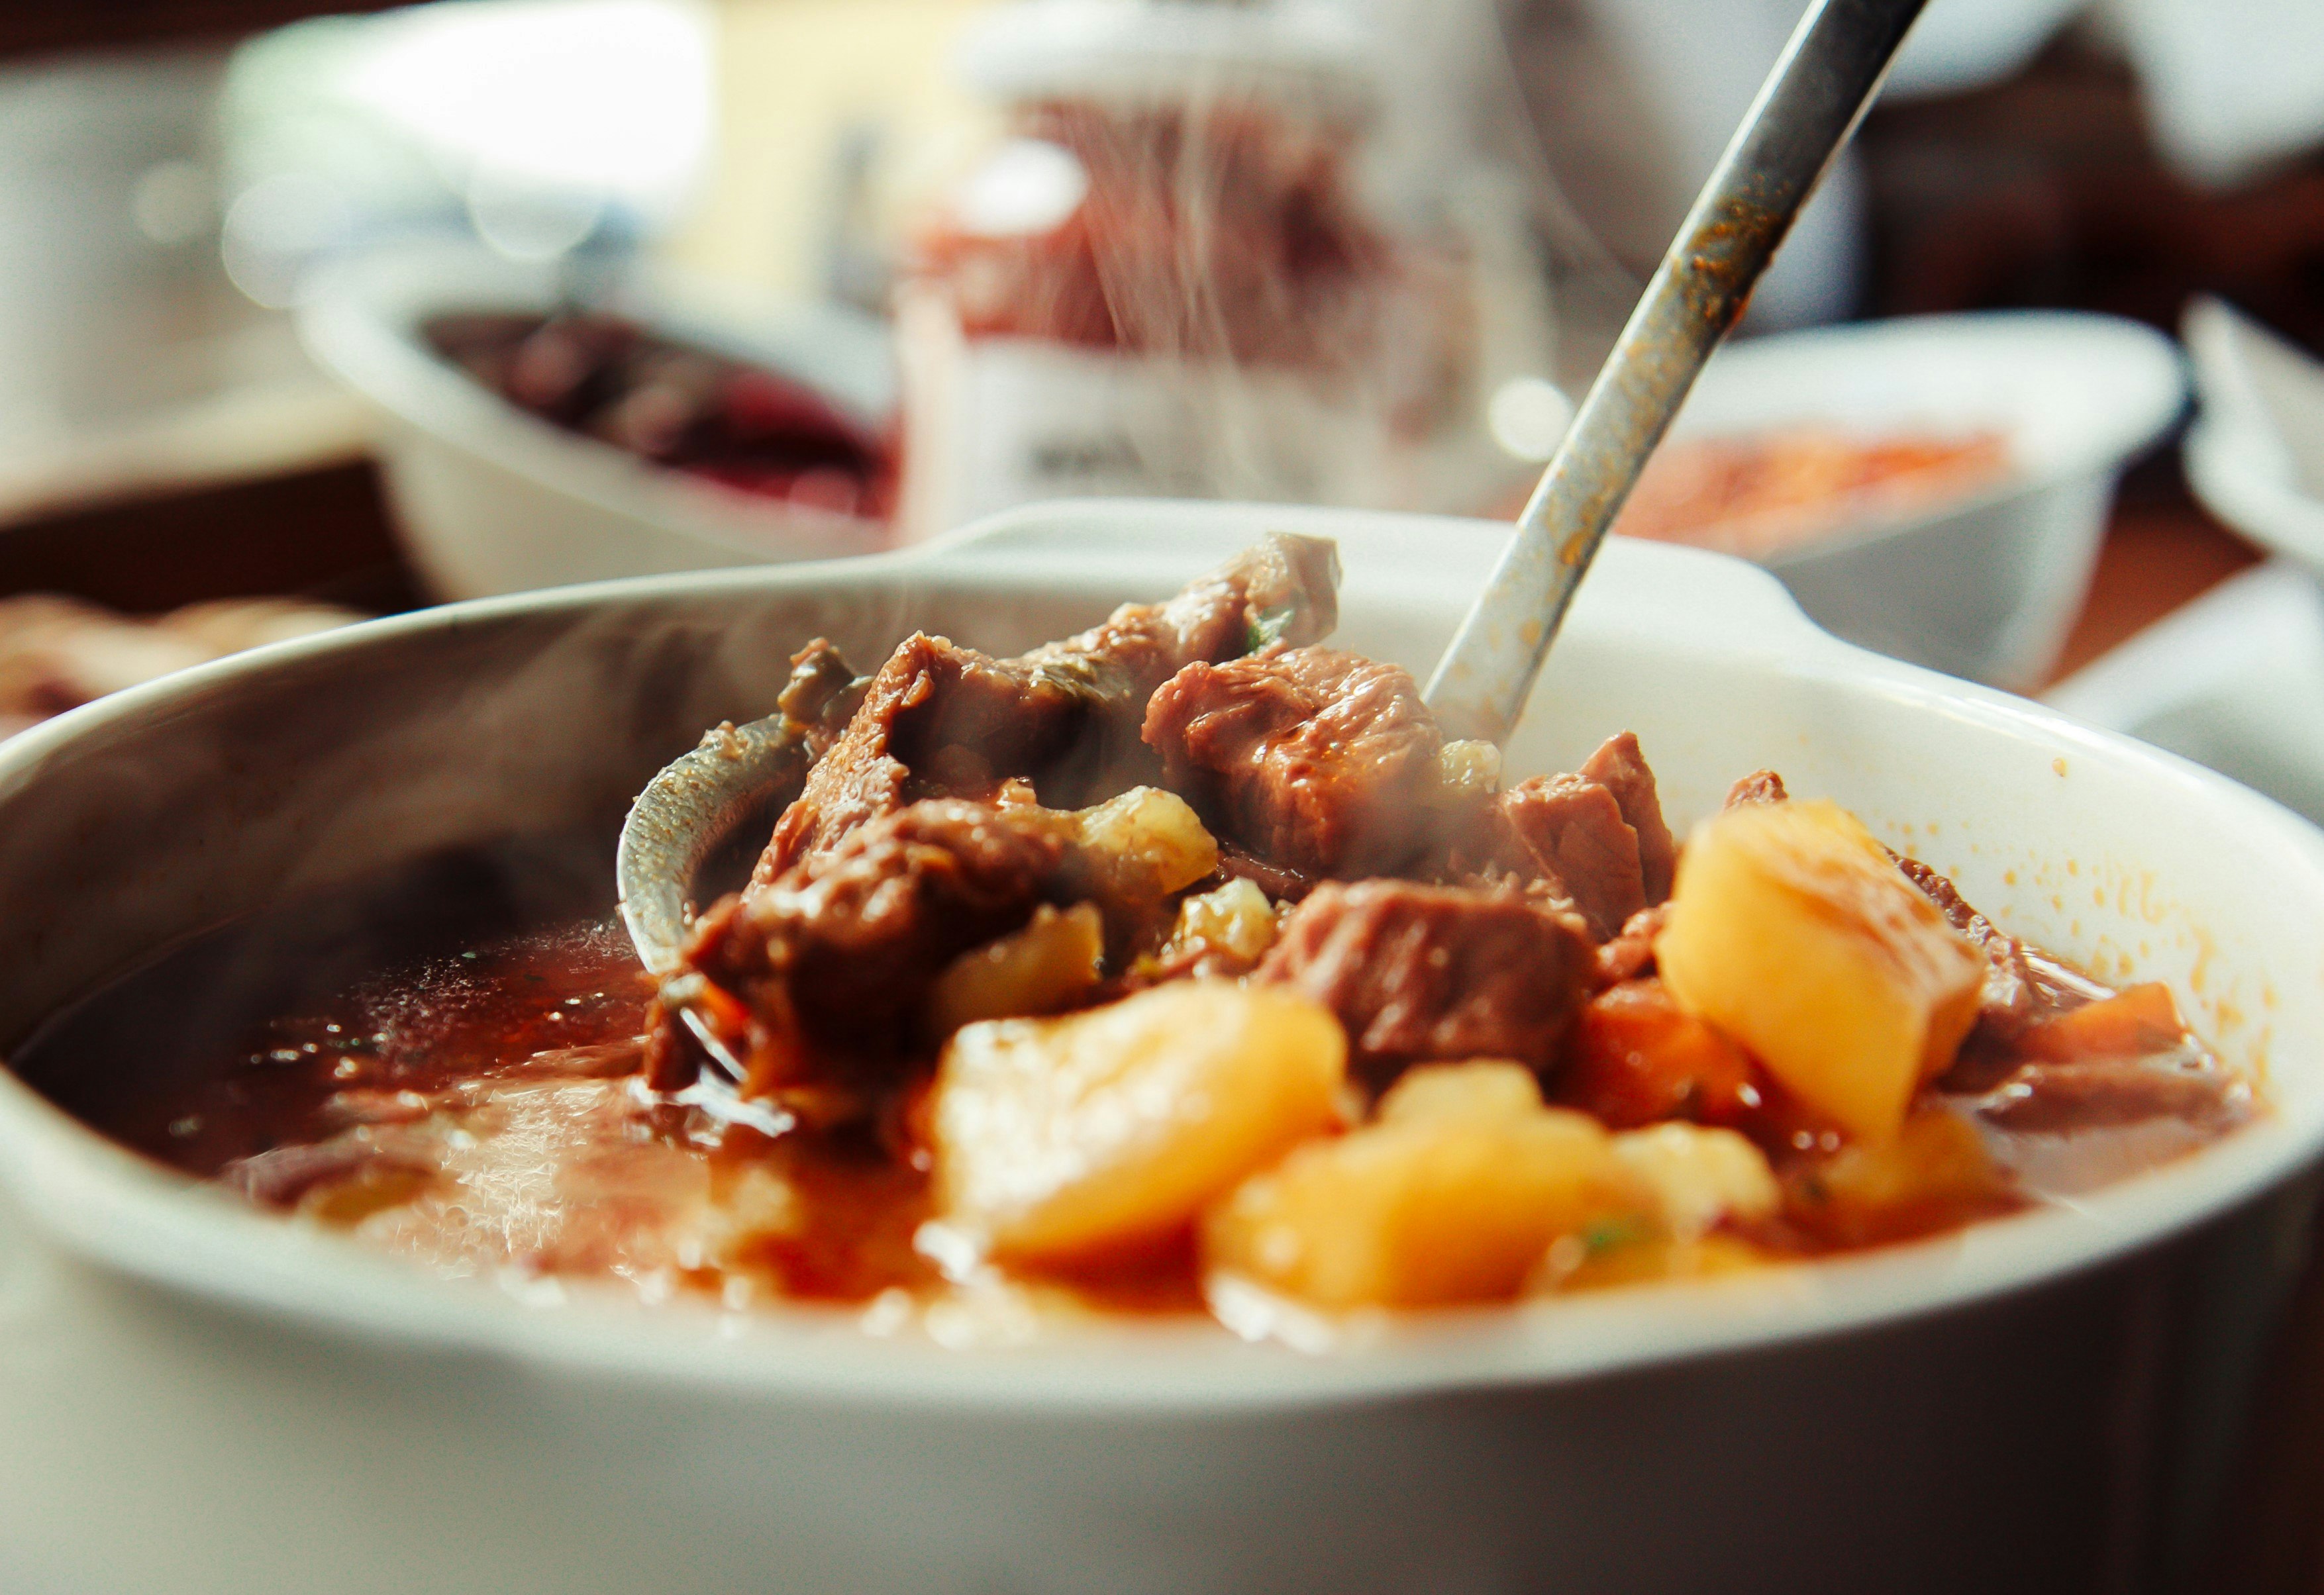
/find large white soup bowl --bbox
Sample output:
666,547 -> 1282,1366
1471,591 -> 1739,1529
0,501 -> 2318,1594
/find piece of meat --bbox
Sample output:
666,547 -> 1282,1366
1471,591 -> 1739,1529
1893,855 -> 2080,1053
1579,732 -> 1677,903
1446,733 -> 1678,940
684,798 -> 1073,1096
1213,842 -> 1313,903
1492,775 -> 1647,940
1593,903 -> 1670,988
1142,645 -> 1443,879
775,637 -> 869,759
1724,769 -> 1788,807
1963,1055 -> 2252,1134
764,533 -> 1338,874
1253,879 -> 1593,1084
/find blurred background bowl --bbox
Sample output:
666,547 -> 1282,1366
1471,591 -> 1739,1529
2183,294 -> 2324,575
298,242 -> 897,599
1642,311 -> 2186,689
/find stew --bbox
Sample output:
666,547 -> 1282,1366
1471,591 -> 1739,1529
12,536 -> 2252,1335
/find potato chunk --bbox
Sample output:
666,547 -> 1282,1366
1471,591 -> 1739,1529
1072,785 -> 1219,901
1656,799 -> 1983,1143
933,982 -> 1344,1265
1609,1123 -> 1780,1238
1199,1061 -> 1652,1309
927,904 -> 1105,1036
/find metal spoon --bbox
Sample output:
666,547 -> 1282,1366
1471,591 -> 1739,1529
1423,0 -> 1929,741
617,0 -> 1929,1087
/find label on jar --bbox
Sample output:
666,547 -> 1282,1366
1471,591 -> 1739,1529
896,287 -> 1398,541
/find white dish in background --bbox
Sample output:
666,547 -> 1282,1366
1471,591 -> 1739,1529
0,502 -> 2321,1591
297,242 -> 897,600
1659,311 -> 2185,689
2183,294 -> 2324,573
2048,558 -> 2324,824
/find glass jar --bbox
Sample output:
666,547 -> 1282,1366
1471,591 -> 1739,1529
895,0 -> 1498,539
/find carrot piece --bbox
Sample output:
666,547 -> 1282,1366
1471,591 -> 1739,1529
2017,982 -> 2187,1063
1557,978 -> 1763,1129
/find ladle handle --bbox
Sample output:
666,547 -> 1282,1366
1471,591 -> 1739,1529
1423,0 -> 1930,744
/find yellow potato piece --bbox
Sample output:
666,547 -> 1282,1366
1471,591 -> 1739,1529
1073,785 -> 1219,900
933,981 -> 1344,1265
1201,1062 -> 1652,1309
1655,799 -> 1983,1144
1609,1123 -> 1780,1239
927,903 -> 1105,1036
1164,877 -> 1280,965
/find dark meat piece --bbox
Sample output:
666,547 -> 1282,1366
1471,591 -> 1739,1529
765,534 -> 1338,875
776,638 -> 868,759
1593,903 -> 1670,989
685,799 -> 1072,1096
1142,645 -> 1442,879
1580,732 -> 1678,903
1450,732 -> 1679,940
1214,842 -> 1313,903
1894,855 -> 2102,1059
1492,775 -> 1647,940
1253,879 -> 1593,1084
1963,1055 -> 2251,1134
1724,769 -> 1788,808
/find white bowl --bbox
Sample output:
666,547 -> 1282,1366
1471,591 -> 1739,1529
297,242 -> 897,599
1661,311 -> 2186,688
0,501 -> 2318,1592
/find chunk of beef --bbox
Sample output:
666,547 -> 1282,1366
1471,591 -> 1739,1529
1893,854 -> 2092,1059
1253,879 -> 1593,1084
1492,775 -> 1646,940
683,798 -> 1072,1097
1580,732 -> 1677,902
1456,733 -> 1678,940
775,637 -> 868,759
1962,1055 -> 2252,1134
1593,903 -> 1670,989
1142,646 -> 1443,879
1724,769 -> 1788,808
765,534 -> 1338,875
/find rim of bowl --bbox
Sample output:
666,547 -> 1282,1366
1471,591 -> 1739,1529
295,242 -> 893,563
0,520 -> 2319,1414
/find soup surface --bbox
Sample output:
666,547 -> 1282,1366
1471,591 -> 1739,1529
1613,426 -> 2010,559
10,536 -> 2254,1338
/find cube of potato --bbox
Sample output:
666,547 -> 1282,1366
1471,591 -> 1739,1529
1164,877 -> 1280,966
1377,1059 -> 1545,1126
1073,785 -> 1219,901
927,903 -> 1105,1036
1609,1123 -> 1780,1239
1655,799 -> 1983,1143
1784,1107 -> 2016,1248
933,981 -> 1344,1265
1200,1061 -> 1652,1309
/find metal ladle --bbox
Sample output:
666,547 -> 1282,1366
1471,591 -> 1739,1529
617,0 -> 1931,1093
